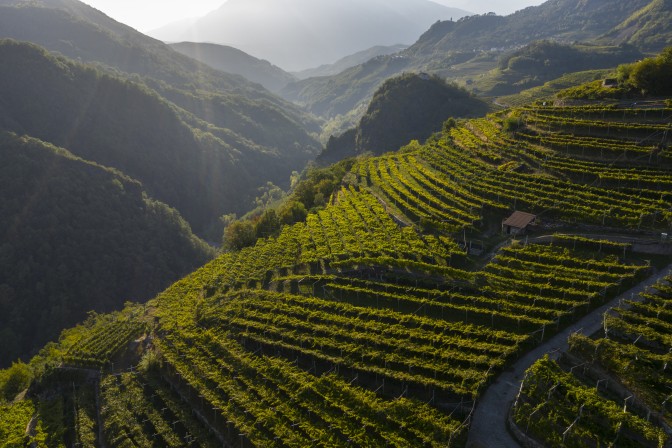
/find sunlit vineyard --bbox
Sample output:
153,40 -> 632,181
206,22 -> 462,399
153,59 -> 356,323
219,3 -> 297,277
64,319 -> 147,368
512,275 -> 672,447
4,100 -> 672,447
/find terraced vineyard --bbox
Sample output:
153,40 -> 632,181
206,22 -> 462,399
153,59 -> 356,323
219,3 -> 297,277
3,100 -> 672,447
63,318 -> 147,368
511,275 -> 672,447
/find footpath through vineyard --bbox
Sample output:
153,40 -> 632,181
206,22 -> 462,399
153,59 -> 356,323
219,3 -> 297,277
467,261 -> 672,448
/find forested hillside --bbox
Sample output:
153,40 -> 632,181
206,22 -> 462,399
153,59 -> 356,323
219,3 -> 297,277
0,0 -> 323,229
169,42 -> 296,93
0,132 -> 213,367
473,41 -> 642,96
320,73 -> 489,163
0,39 -> 317,234
599,0 -> 672,50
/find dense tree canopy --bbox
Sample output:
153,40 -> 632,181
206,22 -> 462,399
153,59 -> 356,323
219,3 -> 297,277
618,47 -> 672,95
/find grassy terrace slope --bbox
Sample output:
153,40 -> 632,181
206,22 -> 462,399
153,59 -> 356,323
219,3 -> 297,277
2,101 -> 672,446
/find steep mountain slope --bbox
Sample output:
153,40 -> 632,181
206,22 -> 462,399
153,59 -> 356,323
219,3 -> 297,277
409,0 -> 651,58
0,0 -> 246,93
149,0 -> 471,71
0,1 -> 323,226
0,0 -> 321,371
471,41 -> 642,96
599,0 -> 672,50
0,131 -> 214,366
0,40 -> 317,234
0,0 -> 321,125
282,0 -> 656,119
320,73 -> 489,163
434,0 -> 543,15
169,42 -> 296,93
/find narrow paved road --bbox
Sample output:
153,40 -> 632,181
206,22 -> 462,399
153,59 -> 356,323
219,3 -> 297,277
466,262 -> 672,448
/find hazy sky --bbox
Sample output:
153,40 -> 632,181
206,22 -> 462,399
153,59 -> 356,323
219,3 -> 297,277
81,0 -> 546,33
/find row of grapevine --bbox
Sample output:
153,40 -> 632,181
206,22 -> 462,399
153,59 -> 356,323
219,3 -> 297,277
100,371 -> 220,447
512,356 -> 667,447
155,323 -> 468,447
418,136 -> 671,227
518,104 -> 672,164
205,186 -> 464,293
520,105 -> 672,123
454,107 -> 672,196
64,319 -> 147,368
200,289 -> 520,396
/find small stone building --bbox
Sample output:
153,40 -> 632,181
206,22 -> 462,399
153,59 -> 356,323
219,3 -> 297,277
502,211 -> 537,235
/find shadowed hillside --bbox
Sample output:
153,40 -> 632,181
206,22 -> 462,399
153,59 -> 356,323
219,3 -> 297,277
320,73 -> 489,163
0,132 -> 213,366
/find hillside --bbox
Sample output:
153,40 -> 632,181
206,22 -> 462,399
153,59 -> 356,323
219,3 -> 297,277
495,69 -> 614,107
281,53 -> 414,119
0,0 -> 323,228
320,73 -> 489,163
471,41 -> 642,96
0,39 -> 319,235
281,0 -> 658,120
599,0 -> 672,50
409,0 -> 652,58
0,0 -> 319,379
149,0 -> 471,71
0,0 -> 250,94
0,131 -> 214,367
2,71 -> 671,444
169,42 -> 296,93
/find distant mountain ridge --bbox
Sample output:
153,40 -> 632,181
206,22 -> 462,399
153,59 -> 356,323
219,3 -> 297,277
408,0 -> 653,57
281,0 -> 662,120
294,44 -> 409,80
149,0 -> 471,71
170,42 -> 296,93
434,0 -> 542,15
